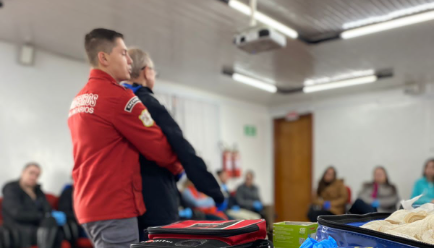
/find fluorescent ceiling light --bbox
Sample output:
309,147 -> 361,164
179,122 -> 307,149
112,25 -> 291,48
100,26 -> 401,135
304,70 -> 375,86
341,10 -> 434,39
343,3 -> 434,29
232,73 -> 277,93
303,75 -> 377,93
228,0 -> 298,39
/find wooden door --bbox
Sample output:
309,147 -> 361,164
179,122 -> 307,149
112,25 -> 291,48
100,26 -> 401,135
274,114 -> 313,222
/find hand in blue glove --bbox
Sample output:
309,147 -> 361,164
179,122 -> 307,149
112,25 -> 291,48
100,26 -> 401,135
179,208 -> 193,219
51,211 -> 66,226
323,201 -> 331,211
371,199 -> 380,208
231,205 -> 241,212
216,199 -> 228,212
175,171 -> 185,182
253,201 -> 263,212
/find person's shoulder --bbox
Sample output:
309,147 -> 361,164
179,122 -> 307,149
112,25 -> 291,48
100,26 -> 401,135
237,184 -> 247,190
2,180 -> 20,192
136,89 -> 161,105
362,182 -> 373,189
104,84 -> 142,109
335,179 -> 345,186
415,177 -> 427,185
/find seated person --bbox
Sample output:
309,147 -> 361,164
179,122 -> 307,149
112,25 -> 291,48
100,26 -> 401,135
217,170 -> 260,220
411,158 -> 434,205
2,162 -> 67,248
181,180 -> 228,220
235,170 -> 264,214
58,183 -> 88,241
350,166 -> 400,214
308,166 -> 348,222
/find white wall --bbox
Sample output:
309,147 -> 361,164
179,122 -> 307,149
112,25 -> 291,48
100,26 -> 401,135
270,86 -> 434,201
0,40 -> 274,204
153,80 -> 273,204
0,41 -> 87,194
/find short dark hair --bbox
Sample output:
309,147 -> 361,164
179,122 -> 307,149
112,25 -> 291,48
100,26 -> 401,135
84,28 -> 124,67
217,170 -> 224,176
23,162 -> 40,171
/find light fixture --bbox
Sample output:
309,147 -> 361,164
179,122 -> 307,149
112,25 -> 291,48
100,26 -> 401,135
227,0 -> 298,39
304,70 -> 375,86
223,68 -> 277,93
303,75 -> 377,93
341,10 -> 434,39
343,3 -> 434,29
232,73 -> 277,93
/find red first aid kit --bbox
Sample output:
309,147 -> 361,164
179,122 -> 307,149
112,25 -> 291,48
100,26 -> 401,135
131,220 -> 272,248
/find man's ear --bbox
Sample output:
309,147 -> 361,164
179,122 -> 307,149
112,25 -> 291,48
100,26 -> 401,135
142,67 -> 148,80
98,52 -> 109,67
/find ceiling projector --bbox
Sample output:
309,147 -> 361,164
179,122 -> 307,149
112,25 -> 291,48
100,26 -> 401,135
234,26 -> 286,54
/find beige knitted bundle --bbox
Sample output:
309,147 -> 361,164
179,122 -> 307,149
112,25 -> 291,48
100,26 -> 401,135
361,206 -> 434,244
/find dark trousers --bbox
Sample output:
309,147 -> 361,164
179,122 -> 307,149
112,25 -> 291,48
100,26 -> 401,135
14,217 -> 63,248
349,199 -> 377,215
307,206 -> 334,222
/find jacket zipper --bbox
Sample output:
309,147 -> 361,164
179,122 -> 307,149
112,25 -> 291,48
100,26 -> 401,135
148,224 -> 259,237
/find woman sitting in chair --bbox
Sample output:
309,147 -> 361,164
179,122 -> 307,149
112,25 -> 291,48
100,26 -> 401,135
2,162 -> 66,248
350,166 -> 400,214
308,166 -> 348,222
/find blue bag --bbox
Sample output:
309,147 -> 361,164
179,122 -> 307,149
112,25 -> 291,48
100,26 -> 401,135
317,213 -> 434,248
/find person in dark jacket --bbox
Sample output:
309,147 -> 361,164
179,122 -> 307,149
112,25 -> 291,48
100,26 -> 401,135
236,171 -> 263,213
2,162 -> 66,248
350,166 -> 400,214
58,184 -> 88,242
123,48 -> 225,240
217,170 -> 260,220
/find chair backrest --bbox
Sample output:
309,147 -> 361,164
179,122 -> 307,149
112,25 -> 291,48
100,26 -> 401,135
45,194 -> 59,210
345,186 -> 352,204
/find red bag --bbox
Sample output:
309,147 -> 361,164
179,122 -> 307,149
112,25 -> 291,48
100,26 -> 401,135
131,220 -> 272,248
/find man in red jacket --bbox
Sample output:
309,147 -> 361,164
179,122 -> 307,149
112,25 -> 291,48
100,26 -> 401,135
68,28 -> 183,248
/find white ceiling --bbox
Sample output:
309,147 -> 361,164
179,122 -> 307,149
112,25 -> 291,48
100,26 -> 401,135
1,0 -> 434,106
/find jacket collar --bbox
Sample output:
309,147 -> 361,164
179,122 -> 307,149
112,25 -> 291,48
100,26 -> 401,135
88,69 -> 118,84
140,86 -> 154,94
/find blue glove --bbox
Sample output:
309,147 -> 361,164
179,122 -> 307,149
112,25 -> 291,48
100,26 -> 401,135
175,171 -> 185,182
253,201 -> 263,211
51,211 -> 66,226
179,208 -> 193,219
231,205 -> 241,212
371,199 -> 380,208
313,237 -> 337,248
301,236 -> 337,248
300,237 -> 317,248
323,201 -> 331,211
216,199 -> 228,212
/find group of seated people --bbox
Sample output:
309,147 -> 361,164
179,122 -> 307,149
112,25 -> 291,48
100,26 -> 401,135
179,170 -> 264,221
1,162 -> 266,248
308,158 -> 434,222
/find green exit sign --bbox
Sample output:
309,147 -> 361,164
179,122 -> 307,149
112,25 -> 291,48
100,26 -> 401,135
244,125 -> 257,137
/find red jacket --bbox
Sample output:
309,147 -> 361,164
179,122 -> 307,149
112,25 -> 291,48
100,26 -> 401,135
68,69 -> 183,224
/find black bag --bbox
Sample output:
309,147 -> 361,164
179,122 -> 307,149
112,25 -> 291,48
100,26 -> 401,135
131,220 -> 273,248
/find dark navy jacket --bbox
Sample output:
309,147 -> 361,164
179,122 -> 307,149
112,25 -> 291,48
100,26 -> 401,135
124,84 -> 224,227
